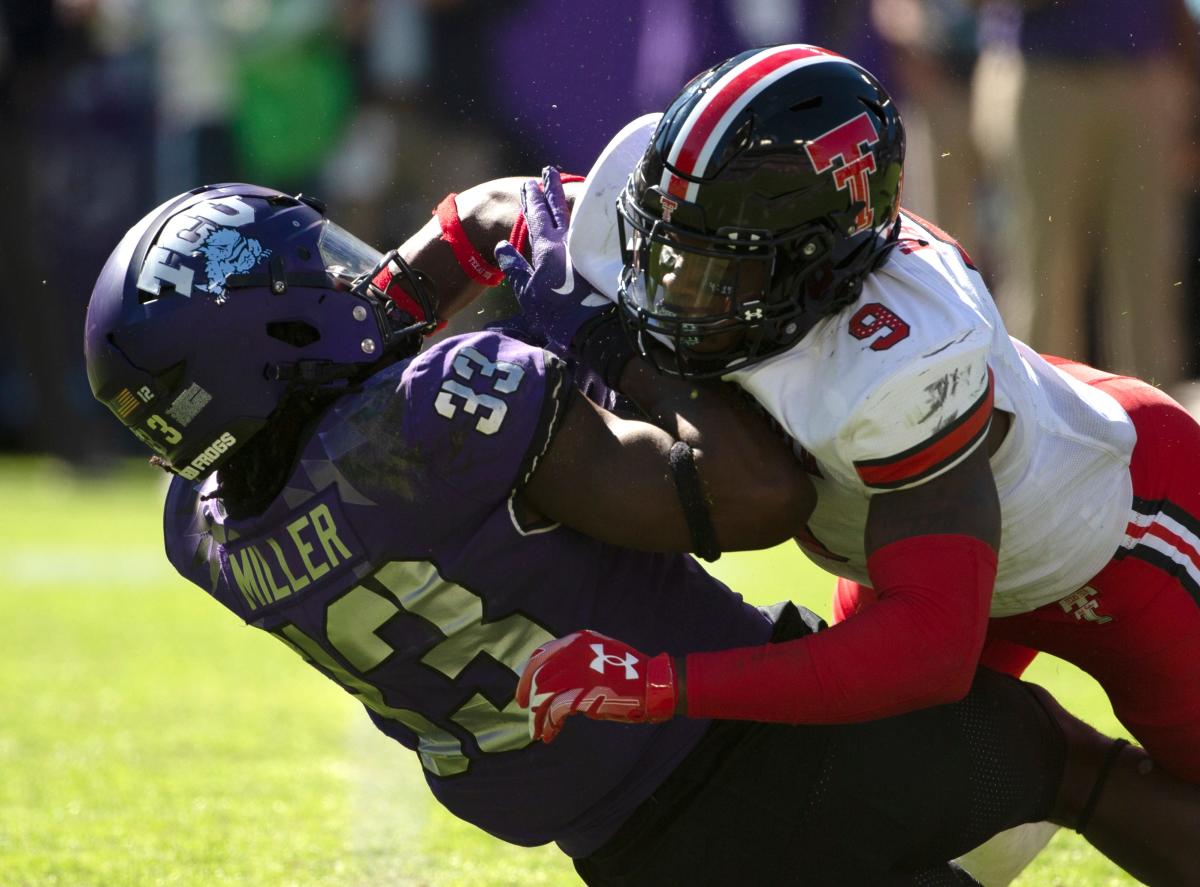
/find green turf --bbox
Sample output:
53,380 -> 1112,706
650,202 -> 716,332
0,458 -> 1137,885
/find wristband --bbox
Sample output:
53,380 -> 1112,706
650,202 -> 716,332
644,652 -> 680,720
435,193 -> 504,286
1074,738 -> 1130,834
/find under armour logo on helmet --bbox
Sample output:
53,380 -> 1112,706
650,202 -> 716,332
589,643 -> 640,680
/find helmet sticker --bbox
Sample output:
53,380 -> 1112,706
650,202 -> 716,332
165,382 -> 213,427
177,431 -> 238,480
197,228 -> 270,296
804,112 -> 881,233
136,195 -> 270,298
110,388 -> 140,419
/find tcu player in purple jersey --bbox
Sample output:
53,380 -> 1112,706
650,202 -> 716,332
85,183 -> 1200,885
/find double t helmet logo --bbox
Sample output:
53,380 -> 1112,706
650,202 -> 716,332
804,111 -> 881,233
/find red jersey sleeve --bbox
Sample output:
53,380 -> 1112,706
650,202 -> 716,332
684,534 -> 996,724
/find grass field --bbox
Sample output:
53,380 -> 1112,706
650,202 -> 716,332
0,458 -> 1139,886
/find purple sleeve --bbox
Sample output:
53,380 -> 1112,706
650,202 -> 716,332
399,331 -> 573,511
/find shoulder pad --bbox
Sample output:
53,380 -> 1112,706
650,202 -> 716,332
568,114 -> 660,301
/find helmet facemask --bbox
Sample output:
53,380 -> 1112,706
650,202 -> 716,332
617,181 -> 889,378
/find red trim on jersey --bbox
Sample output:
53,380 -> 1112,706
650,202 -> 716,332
854,369 -> 994,489
684,534 -> 995,724
1145,520 -> 1200,572
665,45 -> 839,198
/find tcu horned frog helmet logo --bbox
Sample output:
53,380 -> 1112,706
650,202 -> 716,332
196,228 -> 270,296
804,112 -> 881,233
137,194 -> 271,298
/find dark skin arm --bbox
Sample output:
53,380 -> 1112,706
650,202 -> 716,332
397,176 -> 816,555
1034,681 -> 1200,886
396,176 -> 535,323
519,365 -> 816,553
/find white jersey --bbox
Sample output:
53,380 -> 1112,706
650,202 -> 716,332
570,117 -> 1137,617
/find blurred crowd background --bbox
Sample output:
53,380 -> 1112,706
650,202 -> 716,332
2,0 -> 1198,464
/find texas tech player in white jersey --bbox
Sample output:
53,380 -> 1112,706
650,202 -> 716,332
570,115 -> 1137,618
539,50 -> 1200,879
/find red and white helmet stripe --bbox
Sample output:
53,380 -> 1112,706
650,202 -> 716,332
661,45 -> 858,203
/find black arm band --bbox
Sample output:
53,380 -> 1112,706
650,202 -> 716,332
1074,738 -> 1130,834
668,440 -> 720,562
572,308 -> 637,391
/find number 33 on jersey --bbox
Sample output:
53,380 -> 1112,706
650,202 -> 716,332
434,345 -> 527,435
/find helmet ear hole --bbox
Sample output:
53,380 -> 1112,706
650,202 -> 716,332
266,321 -> 321,348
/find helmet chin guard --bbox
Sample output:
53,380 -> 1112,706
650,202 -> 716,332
85,183 -> 437,480
616,44 -> 904,378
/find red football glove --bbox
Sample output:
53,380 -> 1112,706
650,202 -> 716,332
515,630 -> 680,743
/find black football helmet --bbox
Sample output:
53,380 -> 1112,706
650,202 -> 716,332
617,44 -> 905,377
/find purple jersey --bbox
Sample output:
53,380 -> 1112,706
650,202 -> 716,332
163,330 -> 774,856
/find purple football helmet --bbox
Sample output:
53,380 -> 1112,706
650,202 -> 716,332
85,183 -> 436,481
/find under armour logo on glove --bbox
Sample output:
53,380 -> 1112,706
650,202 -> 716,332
515,629 -> 680,743
589,644 -> 640,680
